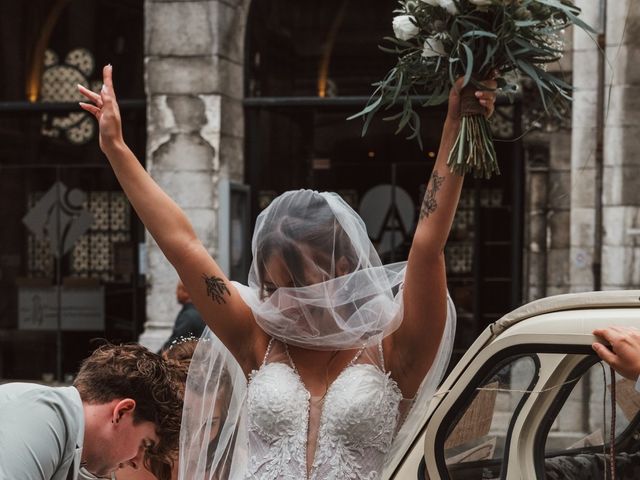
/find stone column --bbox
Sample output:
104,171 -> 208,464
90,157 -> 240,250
524,131 -> 572,302
139,0 -> 248,350
569,0 -> 602,292
524,144 -> 550,301
523,29 -> 573,302
545,131 -> 572,296
602,0 -> 640,289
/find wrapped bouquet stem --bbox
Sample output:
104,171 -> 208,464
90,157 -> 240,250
350,0 -> 596,179
451,84 -> 499,178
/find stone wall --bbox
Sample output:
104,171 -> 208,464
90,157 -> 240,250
570,0 -> 640,293
602,0 -> 640,289
569,0 -> 601,294
523,28 -> 574,302
523,0 -> 640,301
140,0 -> 249,350
524,131 -> 572,302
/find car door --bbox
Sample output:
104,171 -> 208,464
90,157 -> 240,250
387,290 -> 640,480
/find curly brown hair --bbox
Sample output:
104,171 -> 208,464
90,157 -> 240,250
145,339 -> 199,480
146,339 -> 235,480
163,338 -> 198,371
74,343 -> 183,478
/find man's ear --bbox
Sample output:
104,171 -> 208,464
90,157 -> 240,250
336,256 -> 351,277
112,398 -> 136,424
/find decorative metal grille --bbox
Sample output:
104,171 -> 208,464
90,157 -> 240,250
521,77 -> 572,133
448,189 -> 475,274
453,208 -> 474,234
72,192 -> 131,281
40,48 -> 101,145
480,188 -> 503,208
27,191 -> 131,281
26,193 -> 53,277
458,189 -> 474,209
490,105 -> 515,139
445,243 -> 474,274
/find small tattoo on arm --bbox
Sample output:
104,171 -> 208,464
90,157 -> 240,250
202,274 -> 231,304
419,170 -> 445,220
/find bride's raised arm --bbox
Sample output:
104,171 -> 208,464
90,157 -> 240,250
79,65 -> 258,372
387,77 -> 497,397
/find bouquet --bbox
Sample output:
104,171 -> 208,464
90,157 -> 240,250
350,0 -> 595,179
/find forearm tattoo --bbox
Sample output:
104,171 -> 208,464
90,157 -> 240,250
202,274 -> 231,304
419,170 -> 445,220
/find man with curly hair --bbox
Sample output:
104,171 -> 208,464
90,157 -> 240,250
0,344 -> 183,480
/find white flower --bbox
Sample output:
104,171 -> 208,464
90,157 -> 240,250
468,0 -> 493,6
438,0 -> 459,15
419,0 -> 458,14
422,37 -> 447,57
392,15 -> 419,41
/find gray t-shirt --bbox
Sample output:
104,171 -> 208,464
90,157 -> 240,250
0,383 -> 84,480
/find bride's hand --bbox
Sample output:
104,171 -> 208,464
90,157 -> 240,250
78,65 -> 124,154
446,72 -> 499,124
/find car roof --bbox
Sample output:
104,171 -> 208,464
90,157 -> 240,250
490,289 -> 640,336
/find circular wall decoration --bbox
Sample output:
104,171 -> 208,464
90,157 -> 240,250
41,48 -> 100,145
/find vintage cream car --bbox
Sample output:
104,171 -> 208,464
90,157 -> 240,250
386,290 -> 640,480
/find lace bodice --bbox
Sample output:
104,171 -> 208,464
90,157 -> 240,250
246,340 -> 402,479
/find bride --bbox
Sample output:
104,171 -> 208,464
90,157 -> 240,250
79,67 -> 496,479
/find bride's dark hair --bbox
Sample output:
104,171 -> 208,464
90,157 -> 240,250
255,192 -> 358,292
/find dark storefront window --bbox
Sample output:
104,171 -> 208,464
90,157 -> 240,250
0,0 -> 145,381
245,0 -> 524,359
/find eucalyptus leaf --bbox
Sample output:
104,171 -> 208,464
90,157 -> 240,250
461,30 -> 498,40
347,94 -> 382,120
462,44 -> 474,86
515,20 -> 541,27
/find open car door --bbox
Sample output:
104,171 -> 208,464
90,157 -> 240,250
386,290 -> 640,480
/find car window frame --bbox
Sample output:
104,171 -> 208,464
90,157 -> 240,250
425,344 -> 597,480
431,348 -> 541,480
532,355 -> 640,477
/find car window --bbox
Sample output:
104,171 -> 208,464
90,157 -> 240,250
440,355 -> 538,480
541,362 -> 640,480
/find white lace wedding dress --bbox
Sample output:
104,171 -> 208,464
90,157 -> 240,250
245,338 -> 402,480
